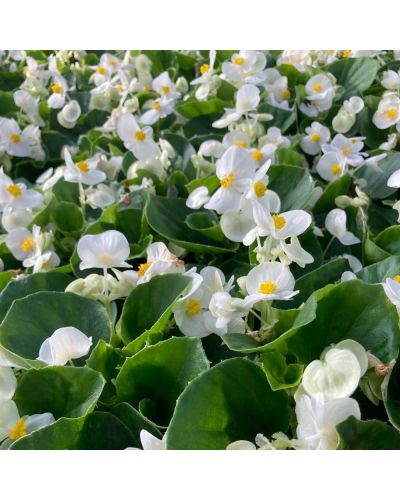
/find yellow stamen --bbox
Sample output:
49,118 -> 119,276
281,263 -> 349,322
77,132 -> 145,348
137,261 -> 152,277
234,56 -> 245,66
386,109 -> 397,121
10,133 -> 21,143
76,160 -> 89,173
331,163 -> 342,176
186,298 -> 201,316
7,184 -> 22,197
220,171 -> 235,189
135,130 -> 146,141
20,237 -> 34,253
259,281 -> 277,295
108,57 -> 117,67
393,275 -> 400,283
341,147 -> 351,156
252,150 -> 263,161
254,181 -> 267,198
310,133 -> 320,143
234,139 -> 247,148
144,83 -> 151,92
272,214 -> 286,230
282,89 -> 291,100
342,50 -> 352,58
22,66 -> 29,76
41,260 -> 50,270
9,418 -> 27,441
161,85 -> 170,94
312,83 -> 322,93
118,84 -> 124,93
97,65 -> 106,75
152,101 -> 161,110
200,63 -> 209,75
51,82 -> 62,94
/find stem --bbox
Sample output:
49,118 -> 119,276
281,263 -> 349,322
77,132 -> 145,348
78,182 -> 86,219
322,236 -> 335,259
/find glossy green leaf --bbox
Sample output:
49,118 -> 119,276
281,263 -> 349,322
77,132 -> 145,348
0,291 -> 111,363
116,337 -> 209,426
337,416 -> 400,450
268,165 -> 314,211
357,255 -> 400,283
166,358 -> 291,449
328,57 -> 379,100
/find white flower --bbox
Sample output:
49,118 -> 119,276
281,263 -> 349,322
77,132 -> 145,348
25,250 -> 60,273
152,71 -> 180,101
0,400 -> 54,445
64,149 -> 106,186
47,75 -> 68,109
186,186 -> 211,210
322,134 -> 365,167
37,327 -> 92,366
127,429 -> 166,450
381,70 -> 400,90
252,202 -> 312,240
141,98 -> 175,125
117,113 -> 160,161
316,152 -> 347,181
5,225 -> 42,262
57,100 -> 81,129
301,122 -> 331,155
85,184 -> 116,209
0,168 -> 43,210
244,261 -> 298,307
302,342 -> 367,400
383,276 -> 400,308
1,207 -> 33,231
222,51 -> 266,84
191,50 -> 218,101
13,90 -> 44,126
0,367 -> 17,401
387,168 -> 400,188
207,291 -> 249,334
204,146 -> 257,213
277,51 -> 312,72
373,94 -> 400,129
213,84 -> 261,128
0,118 -> 32,157
325,208 -> 360,245
77,230 -> 131,270
131,242 -> 184,285
294,392 -> 361,450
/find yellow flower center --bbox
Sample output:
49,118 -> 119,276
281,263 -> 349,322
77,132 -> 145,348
7,183 -> 22,197
234,139 -> 247,148
312,83 -> 322,93
137,261 -> 152,277
234,56 -> 245,66
22,66 -> 29,76
152,101 -> 161,110
41,260 -> 50,270
310,133 -> 321,143
10,133 -> 21,143
118,84 -> 124,93
186,298 -> 201,316
161,85 -> 170,94
135,130 -> 146,141
331,163 -> 342,176
393,275 -> 400,283
97,253 -> 115,266
144,83 -> 151,91
252,150 -> 264,161
272,214 -> 286,230
342,50 -> 352,58
254,181 -> 267,198
108,57 -> 117,67
20,237 -> 34,253
97,65 -> 106,75
220,171 -> 235,189
51,82 -> 62,94
386,108 -> 397,120
9,418 -> 27,441
76,160 -> 89,173
282,89 -> 291,100
200,63 -> 209,75
341,147 -> 351,156
259,281 -> 277,295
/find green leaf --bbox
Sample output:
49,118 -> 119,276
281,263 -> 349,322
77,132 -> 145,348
337,416 -> 400,450
357,255 -> 400,283
176,98 -> 231,119
328,57 -> 379,100
0,271 -> 73,323
52,201 -> 84,233
116,337 -> 209,426
375,226 -> 400,255
119,273 -> 191,344
383,359 -> 400,430
355,152 -> 400,200
185,212 -> 225,241
145,195 -> 238,253
275,148 -> 304,167
268,165 -> 314,211
11,412 -> 135,450
166,358 -> 291,449
0,291 -> 111,364
14,366 -> 105,418
260,351 -> 304,390
258,102 -> 296,132
313,175 -> 352,215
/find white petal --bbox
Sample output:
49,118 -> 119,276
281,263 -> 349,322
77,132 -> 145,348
37,327 -> 93,365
